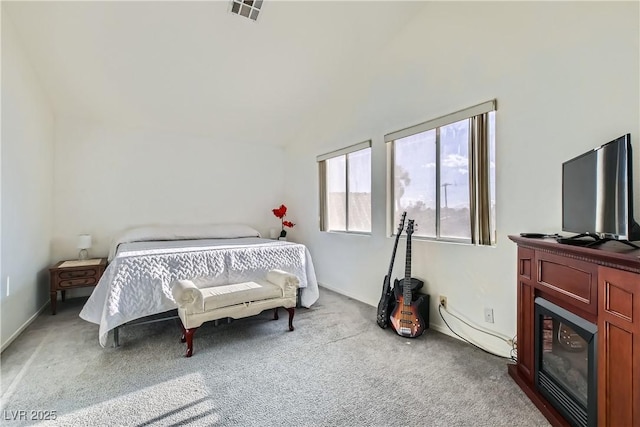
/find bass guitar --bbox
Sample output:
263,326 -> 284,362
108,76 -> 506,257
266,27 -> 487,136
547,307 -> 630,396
376,212 -> 406,328
389,220 -> 427,338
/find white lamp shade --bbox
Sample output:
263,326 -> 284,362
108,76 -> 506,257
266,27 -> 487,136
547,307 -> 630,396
77,234 -> 92,250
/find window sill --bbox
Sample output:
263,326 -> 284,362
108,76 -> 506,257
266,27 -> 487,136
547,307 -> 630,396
322,230 -> 372,237
410,236 -> 496,247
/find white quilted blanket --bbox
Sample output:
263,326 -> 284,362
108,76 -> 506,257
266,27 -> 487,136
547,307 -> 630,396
79,238 -> 319,346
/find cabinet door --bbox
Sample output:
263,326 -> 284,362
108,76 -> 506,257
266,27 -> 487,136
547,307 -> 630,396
598,266 -> 640,427
517,247 -> 535,382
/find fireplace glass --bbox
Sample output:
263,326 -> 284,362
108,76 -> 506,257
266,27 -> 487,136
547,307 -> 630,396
534,297 -> 597,427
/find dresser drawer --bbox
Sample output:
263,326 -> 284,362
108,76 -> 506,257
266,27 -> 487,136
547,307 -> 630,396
58,277 -> 97,288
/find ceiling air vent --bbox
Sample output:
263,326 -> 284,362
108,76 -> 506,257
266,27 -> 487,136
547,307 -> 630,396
230,0 -> 263,21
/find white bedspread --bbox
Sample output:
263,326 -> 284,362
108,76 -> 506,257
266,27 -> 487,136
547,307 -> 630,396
80,237 -> 319,346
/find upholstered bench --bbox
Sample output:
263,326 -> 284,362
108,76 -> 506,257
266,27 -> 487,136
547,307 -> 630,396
171,269 -> 299,357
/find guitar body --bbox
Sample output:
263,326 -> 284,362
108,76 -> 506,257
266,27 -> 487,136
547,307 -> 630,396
393,277 -> 424,299
376,275 -> 395,328
389,219 -> 427,338
389,294 -> 426,338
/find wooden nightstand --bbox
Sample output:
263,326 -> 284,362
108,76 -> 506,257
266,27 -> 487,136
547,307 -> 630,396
49,258 -> 107,315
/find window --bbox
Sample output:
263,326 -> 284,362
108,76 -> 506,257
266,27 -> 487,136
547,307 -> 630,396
387,101 -> 496,245
230,0 -> 263,21
318,141 -> 372,233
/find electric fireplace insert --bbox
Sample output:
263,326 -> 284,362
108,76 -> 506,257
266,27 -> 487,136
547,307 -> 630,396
534,297 -> 597,427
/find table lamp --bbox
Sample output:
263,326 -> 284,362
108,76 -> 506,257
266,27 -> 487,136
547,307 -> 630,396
77,234 -> 92,260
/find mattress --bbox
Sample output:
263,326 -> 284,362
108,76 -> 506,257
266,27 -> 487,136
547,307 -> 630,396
79,237 -> 319,346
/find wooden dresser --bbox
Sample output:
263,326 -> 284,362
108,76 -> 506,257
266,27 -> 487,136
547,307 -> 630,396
509,236 -> 639,427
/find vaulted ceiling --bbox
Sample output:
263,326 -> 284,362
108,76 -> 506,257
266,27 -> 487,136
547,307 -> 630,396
4,1 -> 426,146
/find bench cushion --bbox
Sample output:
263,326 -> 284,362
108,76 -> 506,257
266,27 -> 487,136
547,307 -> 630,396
200,281 -> 282,311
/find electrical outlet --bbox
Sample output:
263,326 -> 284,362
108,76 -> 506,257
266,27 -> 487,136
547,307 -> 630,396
484,308 -> 494,323
439,295 -> 447,309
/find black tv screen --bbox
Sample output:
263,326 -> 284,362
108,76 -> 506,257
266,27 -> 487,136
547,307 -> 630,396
562,134 -> 639,241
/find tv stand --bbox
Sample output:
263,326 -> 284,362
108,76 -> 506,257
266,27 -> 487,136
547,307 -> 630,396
509,235 -> 640,427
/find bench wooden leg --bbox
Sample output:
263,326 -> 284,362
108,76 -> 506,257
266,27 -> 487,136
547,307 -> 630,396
180,323 -> 187,343
179,322 -> 197,357
286,307 -> 295,331
184,327 -> 197,357
274,307 -> 294,331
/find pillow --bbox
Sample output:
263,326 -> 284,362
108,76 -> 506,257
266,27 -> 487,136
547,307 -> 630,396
108,223 -> 261,261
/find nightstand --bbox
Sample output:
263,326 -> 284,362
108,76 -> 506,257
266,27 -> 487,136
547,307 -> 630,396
49,258 -> 107,315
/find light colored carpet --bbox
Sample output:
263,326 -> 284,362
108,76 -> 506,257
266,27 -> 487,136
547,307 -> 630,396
1,288 -> 550,426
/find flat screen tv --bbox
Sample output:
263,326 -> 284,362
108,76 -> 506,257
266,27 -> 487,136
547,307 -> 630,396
562,133 -> 640,244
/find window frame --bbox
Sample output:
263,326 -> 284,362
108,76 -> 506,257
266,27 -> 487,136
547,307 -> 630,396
386,101 -> 496,245
317,140 -> 372,234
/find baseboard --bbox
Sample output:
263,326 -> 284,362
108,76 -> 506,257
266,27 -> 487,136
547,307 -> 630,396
317,282 -> 372,304
319,283 -> 454,336
428,322 -> 453,337
317,284 -> 508,354
1,300 -> 49,353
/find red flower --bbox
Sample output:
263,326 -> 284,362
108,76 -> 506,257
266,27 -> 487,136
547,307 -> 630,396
272,204 -> 287,219
272,204 -> 295,236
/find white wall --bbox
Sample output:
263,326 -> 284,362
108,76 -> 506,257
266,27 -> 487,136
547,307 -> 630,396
1,11 -> 55,349
52,118 -> 287,261
285,2 -> 640,356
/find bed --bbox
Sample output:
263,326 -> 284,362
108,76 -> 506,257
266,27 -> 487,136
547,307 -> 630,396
79,224 -> 320,346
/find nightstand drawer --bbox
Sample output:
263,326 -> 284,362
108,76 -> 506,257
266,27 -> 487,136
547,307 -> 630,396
59,269 -> 98,279
59,277 -> 98,288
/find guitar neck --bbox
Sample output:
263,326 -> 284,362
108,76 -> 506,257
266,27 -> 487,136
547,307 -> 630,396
387,233 -> 402,278
387,214 -> 406,277
403,233 -> 412,305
